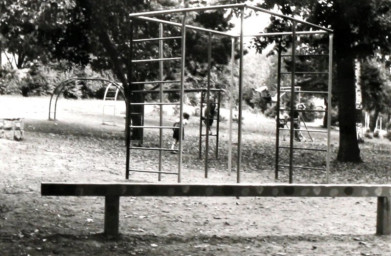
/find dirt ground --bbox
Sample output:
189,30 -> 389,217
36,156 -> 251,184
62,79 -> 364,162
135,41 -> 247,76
1,95 -> 391,255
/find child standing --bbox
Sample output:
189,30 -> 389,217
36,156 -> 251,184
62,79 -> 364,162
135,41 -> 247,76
203,98 -> 216,135
171,112 -> 190,153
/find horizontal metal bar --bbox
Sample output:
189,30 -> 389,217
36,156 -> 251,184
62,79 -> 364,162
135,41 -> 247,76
136,16 -> 235,37
280,89 -> 329,94
279,146 -> 327,152
281,86 -> 301,89
244,30 -> 328,38
128,4 -> 246,18
128,5 -> 332,33
132,57 -> 181,63
288,90 -> 329,94
246,5 -> 333,33
280,72 -> 328,75
281,54 -> 329,57
129,102 -> 180,105
279,128 -> 328,133
128,170 -> 179,175
132,80 -> 180,85
130,126 -> 178,129
129,146 -> 177,151
131,88 -> 224,93
278,164 -> 325,170
279,108 -> 326,113
133,36 -> 181,42
42,183 -> 391,197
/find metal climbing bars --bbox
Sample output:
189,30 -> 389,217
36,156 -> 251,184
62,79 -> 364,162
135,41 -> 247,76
274,29 -> 333,183
126,4 -> 333,183
48,78 -> 125,121
125,18 -> 186,182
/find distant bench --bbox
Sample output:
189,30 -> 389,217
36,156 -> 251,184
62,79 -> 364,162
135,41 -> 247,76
41,183 -> 391,237
0,118 -> 24,140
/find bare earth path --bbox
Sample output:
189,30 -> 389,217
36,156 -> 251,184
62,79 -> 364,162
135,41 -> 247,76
1,96 -> 391,255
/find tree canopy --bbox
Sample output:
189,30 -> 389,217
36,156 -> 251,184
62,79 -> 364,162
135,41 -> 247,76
255,0 -> 391,162
360,58 -> 391,131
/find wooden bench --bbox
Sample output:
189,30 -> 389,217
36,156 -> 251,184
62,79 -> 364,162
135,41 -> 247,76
0,118 -> 24,140
41,183 -> 391,237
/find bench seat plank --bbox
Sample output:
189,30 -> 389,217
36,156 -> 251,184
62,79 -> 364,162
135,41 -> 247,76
41,183 -> 391,197
41,182 -> 391,237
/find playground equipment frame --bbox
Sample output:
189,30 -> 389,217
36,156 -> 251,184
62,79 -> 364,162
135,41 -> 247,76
48,78 -> 126,121
127,3 -> 334,183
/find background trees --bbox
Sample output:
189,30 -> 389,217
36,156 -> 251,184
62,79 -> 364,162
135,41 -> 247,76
360,58 -> 391,132
256,0 -> 391,162
1,0 -> 391,163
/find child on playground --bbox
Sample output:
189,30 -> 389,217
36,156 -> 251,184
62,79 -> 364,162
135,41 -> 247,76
290,110 -> 304,142
203,97 -> 216,134
277,110 -> 304,142
171,112 -> 190,153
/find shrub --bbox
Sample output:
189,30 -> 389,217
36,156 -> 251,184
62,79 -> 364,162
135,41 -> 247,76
20,65 -> 51,96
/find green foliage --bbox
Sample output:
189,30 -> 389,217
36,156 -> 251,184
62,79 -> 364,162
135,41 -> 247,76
360,58 -> 391,131
254,0 -> 391,162
361,59 -> 391,113
0,0 -> 75,68
0,64 -> 51,96
20,64 -> 50,96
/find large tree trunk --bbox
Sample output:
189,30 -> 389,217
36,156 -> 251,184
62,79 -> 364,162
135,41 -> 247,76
333,1 -> 362,162
336,53 -> 362,162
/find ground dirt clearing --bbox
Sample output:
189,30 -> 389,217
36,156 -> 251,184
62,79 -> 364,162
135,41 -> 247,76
1,96 -> 391,255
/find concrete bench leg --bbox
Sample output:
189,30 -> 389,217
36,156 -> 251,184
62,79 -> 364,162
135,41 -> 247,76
376,197 -> 391,235
104,195 -> 120,237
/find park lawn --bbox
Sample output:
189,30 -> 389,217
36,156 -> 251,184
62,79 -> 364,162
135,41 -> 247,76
1,95 -> 391,255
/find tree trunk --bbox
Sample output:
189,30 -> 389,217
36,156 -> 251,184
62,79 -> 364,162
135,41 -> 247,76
336,53 -> 362,162
128,84 -> 144,144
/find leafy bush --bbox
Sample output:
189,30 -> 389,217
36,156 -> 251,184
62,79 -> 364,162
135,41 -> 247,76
0,61 -> 118,99
0,69 -> 19,94
20,64 -> 51,96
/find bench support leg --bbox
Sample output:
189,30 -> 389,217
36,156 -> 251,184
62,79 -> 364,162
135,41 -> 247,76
104,195 -> 120,237
376,197 -> 391,235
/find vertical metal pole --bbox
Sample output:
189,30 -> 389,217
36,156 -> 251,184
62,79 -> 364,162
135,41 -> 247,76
125,21 -> 134,180
289,21 -> 297,184
54,90 -> 61,121
275,42 -> 282,180
237,8 -> 244,183
228,38 -> 235,174
158,23 -> 164,181
178,12 -> 187,183
199,91 -> 204,159
205,32 -> 212,178
215,90 -> 221,159
326,33 -> 333,183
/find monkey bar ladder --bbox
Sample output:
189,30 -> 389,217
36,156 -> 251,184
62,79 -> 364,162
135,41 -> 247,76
126,4 -> 333,184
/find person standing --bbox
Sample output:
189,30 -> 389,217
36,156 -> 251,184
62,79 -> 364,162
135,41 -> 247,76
171,112 -> 190,153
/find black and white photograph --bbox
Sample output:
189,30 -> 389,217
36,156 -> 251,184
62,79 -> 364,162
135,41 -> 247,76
1,0 -> 391,255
